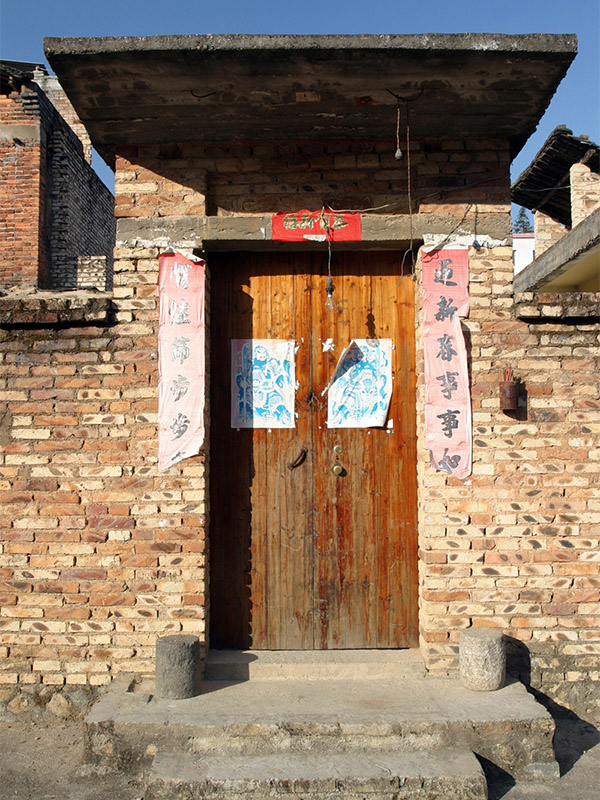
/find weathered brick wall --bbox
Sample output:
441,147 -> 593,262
533,210 -> 567,257
114,137 -> 509,219
570,162 -> 600,228
77,256 -> 112,292
0,79 -> 114,293
47,123 -> 115,291
32,69 -> 93,164
417,261 -> 600,718
1,133 -> 598,720
0,281 -> 207,692
0,91 -> 47,288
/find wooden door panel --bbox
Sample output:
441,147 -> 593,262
210,254 -> 315,649
311,253 -> 417,648
209,251 -> 417,650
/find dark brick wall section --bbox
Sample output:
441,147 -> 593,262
47,124 -> 115,290
0,77 -> 114,292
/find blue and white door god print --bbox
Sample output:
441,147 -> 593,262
231,339 -> 296,429
327,339 -> 393,428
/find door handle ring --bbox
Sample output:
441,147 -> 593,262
288,447 -> 308,470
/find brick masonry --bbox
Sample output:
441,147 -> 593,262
533,210 -> 567,257
0,134 -> 598,720
570,162 -> 600,228
0,70 -> 114,291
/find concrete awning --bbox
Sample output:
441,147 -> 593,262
44,34 -> 577,169
514,207 -> 600,292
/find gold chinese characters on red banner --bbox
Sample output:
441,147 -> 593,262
272,209 -> 361,242
422,246 -> 472,479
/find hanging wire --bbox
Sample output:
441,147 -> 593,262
405,97 -> 416,278
318,207 -> 335,306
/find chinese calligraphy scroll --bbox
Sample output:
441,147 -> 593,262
327,339 -> 393,428
158,250 -> 206,472
272,209 -> 361,242
231,339 -> 296,429
422,246 -> 472,479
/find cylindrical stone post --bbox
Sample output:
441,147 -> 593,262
459,628 -> 506,691
155,634 -> 202,699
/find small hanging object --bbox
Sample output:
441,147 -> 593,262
322,214 -> 337,312
500,367 -> 519,411
472,207 -> 482,251
325,275 -> 337,313
394,98 -> 403,160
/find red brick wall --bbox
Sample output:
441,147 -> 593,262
0,83 -> 114,292
0,93 -> 46,288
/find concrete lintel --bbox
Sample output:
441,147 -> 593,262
116,213 -> 511,251
514,208 -> 600,292
0,123 -> 41,143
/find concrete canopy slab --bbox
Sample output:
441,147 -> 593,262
44,34 -> 577,168
514,207 -> 600,292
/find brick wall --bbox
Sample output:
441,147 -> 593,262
533,210 -> 567,257
47,124 -> 115,291
0,78 -> 114,292
0,283 -> 207,691
0,92 -> 47,288
416,260 -> 600,718
570,162 -> 600,228
114,137 -> 509,219
33,69 -> 93,164
1,134 -> 598,720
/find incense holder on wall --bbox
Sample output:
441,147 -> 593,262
500,380 -> 519,411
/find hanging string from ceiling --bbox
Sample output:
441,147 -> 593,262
385,88 -> 424,279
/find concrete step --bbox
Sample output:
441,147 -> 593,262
85,674 -> 558,781
145,748 -> 488,800
205,649 -> 427,682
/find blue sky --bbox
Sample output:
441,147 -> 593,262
1,0 -> 598,207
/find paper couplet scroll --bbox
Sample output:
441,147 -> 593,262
422,246 -> 472,479
157,250 -> 206,472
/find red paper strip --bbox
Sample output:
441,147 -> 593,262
272,210 -> 361,242
158,251 -> 206,472
422,247 -> 472,479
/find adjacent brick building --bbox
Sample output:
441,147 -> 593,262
0,60 -> 114,291
1,35 -> 598,721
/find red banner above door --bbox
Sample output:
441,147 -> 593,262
272,210 -> 362,242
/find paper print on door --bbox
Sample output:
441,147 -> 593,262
327,339 -> 393,428
231,339 -> 296,428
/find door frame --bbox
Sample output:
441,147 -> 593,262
206,245 -> 420,651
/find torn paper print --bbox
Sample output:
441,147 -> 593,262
231,339 -> 295,429
327,339 -> 392,428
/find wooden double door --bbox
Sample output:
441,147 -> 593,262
209,251 -> 417,650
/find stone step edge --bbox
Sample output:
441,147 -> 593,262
145,748 -> 488,799
203,666 -> 427,681
204,650 -> 427,682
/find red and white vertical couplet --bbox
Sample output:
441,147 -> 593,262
422,246 -> 472,479
158,250 -> 206,472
